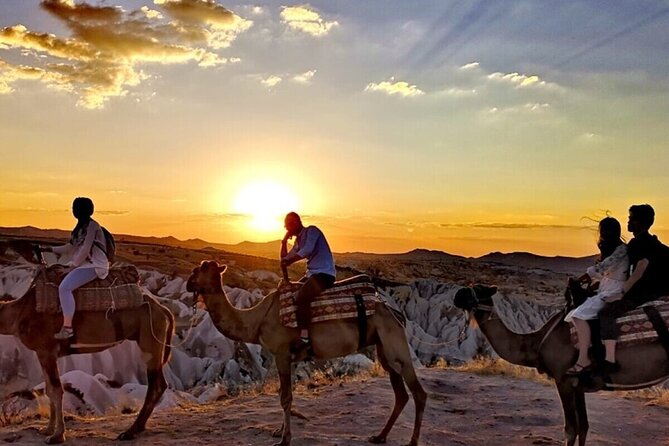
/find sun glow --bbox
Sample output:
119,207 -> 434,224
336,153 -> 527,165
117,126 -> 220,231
232,181 -> 300,234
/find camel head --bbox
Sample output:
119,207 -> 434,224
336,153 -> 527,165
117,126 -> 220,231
186,261 -> 227,299
0,240 -> 44,265
453,284 -> 497,311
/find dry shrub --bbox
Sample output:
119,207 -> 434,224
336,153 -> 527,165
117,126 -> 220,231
450,357 -> 553,385
620,387 -> 669,409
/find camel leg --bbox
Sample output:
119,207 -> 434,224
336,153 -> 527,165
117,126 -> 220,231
371,331 -> 426,446
556,381 -> 578,446
37,352 -> 66,444
401,360 -> 427,446
36,356 -> 57,437
274,356 -> 293,446
574,389 -> 588,446
118,338 -> 168,440
369,343 -> 406,444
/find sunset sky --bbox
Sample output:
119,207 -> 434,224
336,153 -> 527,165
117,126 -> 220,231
1,0 -> 668,257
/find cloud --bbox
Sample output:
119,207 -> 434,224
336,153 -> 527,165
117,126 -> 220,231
280,5 -> 338,37
440,222 -> 582,230
365,78 -> 424,97
459,62 -> 480,70
96,209 -> 130,216
0,0 -> 252,108
485,102 -> 551,115
260,74 -> 282,88
141,6 -> 163,20
292,69 -> 316,83
487,71 -> 546,88
435,87 -> 477,97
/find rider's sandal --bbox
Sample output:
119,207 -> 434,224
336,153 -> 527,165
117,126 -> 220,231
566,362 -> 593,375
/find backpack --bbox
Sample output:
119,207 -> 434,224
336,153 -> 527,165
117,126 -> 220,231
94,226 -> 116,263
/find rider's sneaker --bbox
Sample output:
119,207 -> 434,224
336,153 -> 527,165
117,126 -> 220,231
54,326 -> 74,340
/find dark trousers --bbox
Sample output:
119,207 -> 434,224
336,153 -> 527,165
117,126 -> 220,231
296,273 -> 335,330
600,280 -> 666,340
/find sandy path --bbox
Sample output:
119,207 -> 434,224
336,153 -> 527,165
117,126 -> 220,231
3,368 -> 669,445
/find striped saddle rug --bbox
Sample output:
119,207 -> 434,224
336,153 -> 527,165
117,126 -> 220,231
279,278 -> 378,328
35,265 -> 144,314
570,297 -> 669,348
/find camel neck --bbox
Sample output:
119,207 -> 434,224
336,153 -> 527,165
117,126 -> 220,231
202,289 -> 272,344
474,307 -> 544,368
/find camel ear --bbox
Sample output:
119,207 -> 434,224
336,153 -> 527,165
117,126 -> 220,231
218,265 -> 227,274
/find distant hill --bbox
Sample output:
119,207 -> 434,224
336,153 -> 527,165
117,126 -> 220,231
340,248 -> 464,262
478,251 -> 596,275
0,226 -> 595,273
0,226 -> 283,259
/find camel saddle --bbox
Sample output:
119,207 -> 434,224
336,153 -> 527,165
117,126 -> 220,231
35,265 -> 144,314
570,297 -> 669,349
279,275 -> 378,328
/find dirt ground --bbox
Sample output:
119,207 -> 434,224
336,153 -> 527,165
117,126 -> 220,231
2,368 -> 668,446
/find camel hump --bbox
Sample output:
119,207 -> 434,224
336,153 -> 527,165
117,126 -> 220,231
333,274 -> 372,287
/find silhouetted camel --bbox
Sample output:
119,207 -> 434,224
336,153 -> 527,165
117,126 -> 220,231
187,260 -> 426,446
454,284 -> 669,446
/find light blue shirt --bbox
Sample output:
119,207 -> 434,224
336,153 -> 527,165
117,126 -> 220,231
285,225 -> 336,278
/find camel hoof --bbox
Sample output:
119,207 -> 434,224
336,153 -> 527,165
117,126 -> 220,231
38,427 -> 55,436
44,433 -> 65,444
117,431 -> 136,441
272,427 -> 283,438
369,435 -> 387,444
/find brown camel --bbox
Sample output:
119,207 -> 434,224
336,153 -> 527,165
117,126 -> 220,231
186,260 -> 426,446
454,284 -> 669,446
0,242 -> 175,444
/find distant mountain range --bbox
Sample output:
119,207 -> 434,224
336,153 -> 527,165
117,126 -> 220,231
0,226 -> 595,273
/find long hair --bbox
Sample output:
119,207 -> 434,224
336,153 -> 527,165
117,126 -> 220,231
597,217 -> 623,261
70,197 -> 94,243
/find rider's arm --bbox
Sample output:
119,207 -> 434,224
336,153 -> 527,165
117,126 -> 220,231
51,242 -> 72,256
622,258 -> 649,295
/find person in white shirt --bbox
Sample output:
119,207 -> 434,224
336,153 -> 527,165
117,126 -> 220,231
41,197 -> 109,340
564,217 -> 628,374
280,212 -> 336,354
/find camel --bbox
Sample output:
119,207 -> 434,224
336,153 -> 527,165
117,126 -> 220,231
186,260 -> 426,446
453,284 -> 669,446
0,241 -> 175,444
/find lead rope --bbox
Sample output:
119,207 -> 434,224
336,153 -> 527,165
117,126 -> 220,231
105,277 -> 118,318
144,299 -> 203,349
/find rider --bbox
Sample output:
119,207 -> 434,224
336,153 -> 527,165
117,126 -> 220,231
598,204 -> 669,373
280,212 -> 336,353
41,197 -> 109,339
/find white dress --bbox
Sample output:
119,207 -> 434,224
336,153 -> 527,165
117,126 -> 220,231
565,243 -> 629,322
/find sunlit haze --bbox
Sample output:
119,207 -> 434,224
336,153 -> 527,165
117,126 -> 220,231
2,0 -> 669,257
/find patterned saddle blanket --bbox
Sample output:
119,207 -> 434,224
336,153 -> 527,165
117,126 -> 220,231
570,297 -> 669,348
35,265 -> 144,314
279,276 -> 378,328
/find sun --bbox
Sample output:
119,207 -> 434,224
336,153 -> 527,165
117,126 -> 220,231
232,181 -> 300,234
